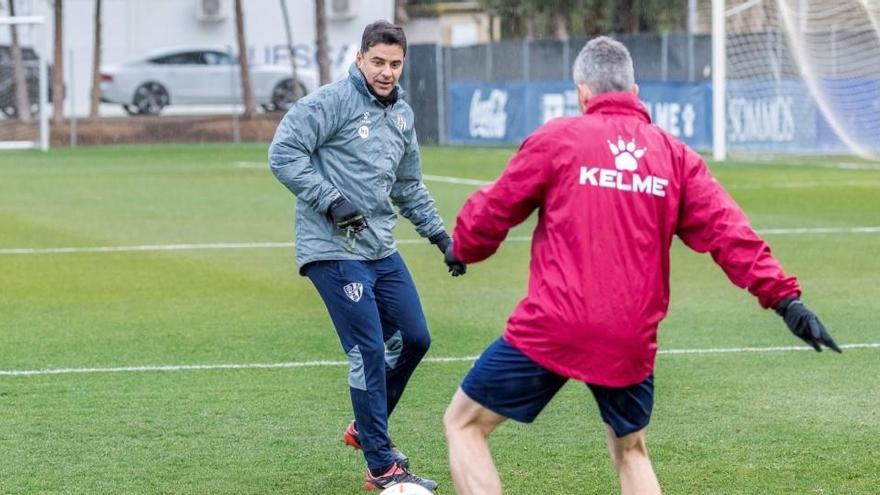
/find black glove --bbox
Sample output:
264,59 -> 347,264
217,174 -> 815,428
328,196 -> 367,233
429,231 -> 452,255
430,231 -> 466,277
775,297 -> 841,353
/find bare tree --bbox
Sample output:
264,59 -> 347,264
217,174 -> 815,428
315,0 -> 331,85
52,0 -> 64,123
234,0 -> 256,117
88,0 -> 101,118
8,0 -> 33,122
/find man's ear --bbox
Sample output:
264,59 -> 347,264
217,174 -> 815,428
576,83 -> 592,113
630,83 -> 639,97
355,50 -> 364,68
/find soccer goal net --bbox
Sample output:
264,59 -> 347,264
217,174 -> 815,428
711,0 -> 880,159
0,16 -> 49,151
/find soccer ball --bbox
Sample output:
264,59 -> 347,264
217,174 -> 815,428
378,482 -> 434,495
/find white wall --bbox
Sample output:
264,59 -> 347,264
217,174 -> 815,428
2,0 -> 393,116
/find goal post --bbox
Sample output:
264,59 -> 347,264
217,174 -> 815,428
712,0 -> 726,161
711,0 -> 880,160
0,16 -> 49,151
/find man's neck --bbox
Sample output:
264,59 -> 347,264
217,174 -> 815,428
360,70 -> 398,106
368,84 -> 398,107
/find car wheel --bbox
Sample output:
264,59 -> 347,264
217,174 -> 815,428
270,79 -> 307,112
0,98 -> 17,118
132,82 -> 169,116
122,104 -> 140,116
0,92 -> 39,119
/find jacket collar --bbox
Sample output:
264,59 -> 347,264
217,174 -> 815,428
585,91 -> 652,123
348,63 -> 405,106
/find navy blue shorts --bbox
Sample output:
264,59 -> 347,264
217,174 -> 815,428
460,337 -> 654,437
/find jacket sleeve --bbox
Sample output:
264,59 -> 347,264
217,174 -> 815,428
452,133 -> 550,264
268,94 -> 343,213
675,146 -> 800,308
390,127 -> 445,238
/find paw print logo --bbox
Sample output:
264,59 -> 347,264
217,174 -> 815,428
607,137 -> 646,171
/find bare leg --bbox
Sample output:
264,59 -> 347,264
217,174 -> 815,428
605,426 -> 661,495
443,388 -> 507,495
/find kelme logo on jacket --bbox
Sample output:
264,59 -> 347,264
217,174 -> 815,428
343,283 -> 363,303
579,136 -> 669,197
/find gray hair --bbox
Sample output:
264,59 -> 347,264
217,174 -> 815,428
572,36 -> 635,94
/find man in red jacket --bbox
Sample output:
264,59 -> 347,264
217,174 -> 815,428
441,37 -> 840,495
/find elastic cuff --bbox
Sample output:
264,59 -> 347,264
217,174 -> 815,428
774,296 -> 799,316
320,191 -> 343,214
428,230 -> 450,245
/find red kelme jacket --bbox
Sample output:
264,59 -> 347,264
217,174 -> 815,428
452,92 -> 801,387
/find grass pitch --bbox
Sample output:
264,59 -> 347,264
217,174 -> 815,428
1,144 -> 878,494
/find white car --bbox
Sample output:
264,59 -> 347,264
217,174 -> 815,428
99,46 -> 318,115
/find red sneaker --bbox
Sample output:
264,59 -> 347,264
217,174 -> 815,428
343,421 -> 410,469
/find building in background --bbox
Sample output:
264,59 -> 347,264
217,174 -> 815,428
405,1 -> 497,46
0,0 -> 393,116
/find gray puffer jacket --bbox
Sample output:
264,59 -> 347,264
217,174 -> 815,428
269,63 -> 445,271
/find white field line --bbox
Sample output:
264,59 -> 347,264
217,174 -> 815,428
1,343 -> 877,378
1,227 -> 878,256
421,174 -> 491,186
0,237 -> 492,256
236,162 -> 493,187
757,226 -> 880,235
0,242 -> 296,255
714,159 -> 880,171
727,180 -> 880,190
834,162 -> 880,170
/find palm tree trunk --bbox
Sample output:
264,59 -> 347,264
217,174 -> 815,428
582,3 -> 602,36
234,0 -> 256,117
89,0 -> 102,118
622,0 -> 640,34
53,0 -> 64,123
9,0 -> 33,122
315,0 -> 331,85
524,17 -> 536,41
394,0 -> 409,25
279,0 -> 304,100
553,12 -> 570,40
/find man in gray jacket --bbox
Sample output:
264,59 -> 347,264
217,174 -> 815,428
269,20 -> 462,492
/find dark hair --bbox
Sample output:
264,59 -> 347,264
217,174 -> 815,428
360,20 -> 407,55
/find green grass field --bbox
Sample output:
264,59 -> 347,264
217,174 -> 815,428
1,144 -> 879,494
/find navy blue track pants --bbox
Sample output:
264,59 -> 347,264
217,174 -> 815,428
304,252 -> 431,470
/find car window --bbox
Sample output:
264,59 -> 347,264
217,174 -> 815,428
0,47 -> 39,63
149,52 -> 205,65
203,51 -> 235,66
